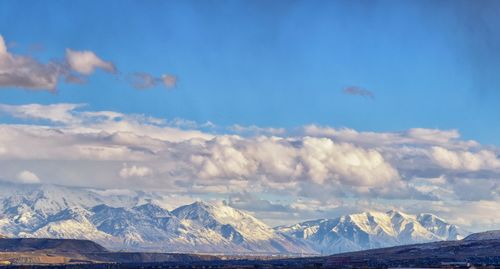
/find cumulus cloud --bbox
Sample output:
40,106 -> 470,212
343,86 -> 374,98
300,137 -> 398,185
16,170 -> 41,184
0,103 -> 401,193
429,147 -> 500,172
0,35 -> 179,92
188,135 -> 399,189
0,103 -> 493,195
0,35 -> 117,91
65,49 -> 116,75
1,103 -> 500,230
0,35 -> 63,91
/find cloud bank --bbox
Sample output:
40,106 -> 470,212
0,103 -> 498,230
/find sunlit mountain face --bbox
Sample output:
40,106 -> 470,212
0,182 -> 469,254
0,0 -> 499,256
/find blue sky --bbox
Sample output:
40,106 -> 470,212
1,1 -> 500,230
1,0 -> 500,144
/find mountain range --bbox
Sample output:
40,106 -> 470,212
276,210 -> 467,254
0,181 -> 469,255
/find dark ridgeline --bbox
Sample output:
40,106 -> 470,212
1,232 -> 500,268
0,238 -> 107,253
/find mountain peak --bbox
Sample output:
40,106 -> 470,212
276,209 -> 468,254
0,183 -> 467,255
386,209 -> 414,219
417,213 -> 446,223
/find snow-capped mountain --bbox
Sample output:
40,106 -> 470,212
0,182 -> 313,254
0,181 -> 468,255
275,210 -> 468,254
171,201 -> 312,254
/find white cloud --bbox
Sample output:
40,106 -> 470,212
229,124 -> 286,136
300,137 -> 398,185
119,164 -> 153,179
430,146 -> 500,171
303,125 -> 478,149
0,103 -> 213,143
65,49 -> 116,75
16,170 -> 40,184
290,198 -> 342,212
0,35 -> 7,54
0,103 -> 83,123
189,135 -> 397,188
88,188 -> 135,196
1,103 -> 500,231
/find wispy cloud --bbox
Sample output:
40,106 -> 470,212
127,72 -> 177,90
229,124 -> 286,136
16,170 -> 41,184
343,86 -> 374,99
127,72 -> 158,89
161,74 -> 177,88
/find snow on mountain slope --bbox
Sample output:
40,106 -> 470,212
173,201 -> 275,241
0,182 -> 468,255
0,182 -> 145,217
417,213 -> 466,240
275,210 -> 469,254
172,201 -> 314,254
0,182 -> 314,254
464,230 -> 500,241
19,206 -> 117,245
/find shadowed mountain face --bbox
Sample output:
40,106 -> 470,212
314,232 -> 500,268
0,238 -> 221,265
0,238 -> 107,253
1,231 -> 498,268
0,182 -> 467,255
